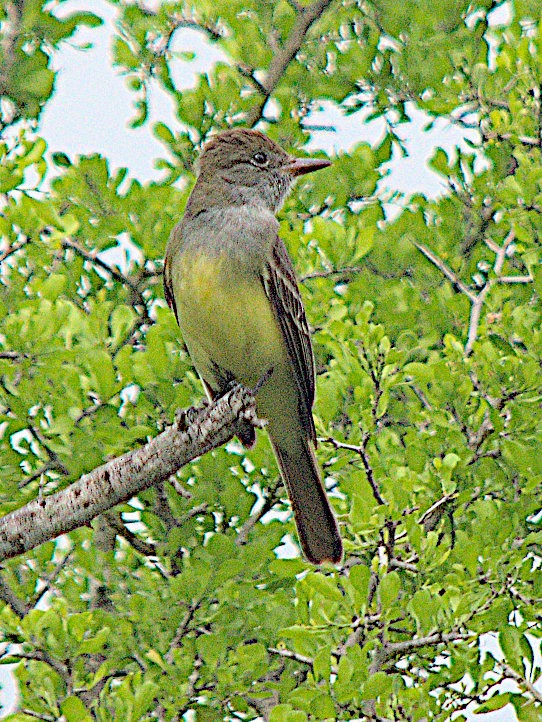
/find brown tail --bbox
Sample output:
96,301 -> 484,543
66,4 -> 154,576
271,435 -> 342,565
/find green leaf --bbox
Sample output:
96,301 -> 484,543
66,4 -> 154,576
313,645 -> 331,683
52,152 -> 72,168
270,705 -> 308,722
499,626 -> 525,675
362,671 -> 393,700
429,147 -> 451,176
304,572 -> 342,602
61,696 -> 93,722
379,571 -> 401,608
473,692 -> 511,713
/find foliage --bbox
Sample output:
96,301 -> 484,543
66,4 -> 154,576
0,1 -> 541,720
0,1 -> 102,126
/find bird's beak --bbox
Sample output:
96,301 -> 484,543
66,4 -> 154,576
283,156 -> 331,177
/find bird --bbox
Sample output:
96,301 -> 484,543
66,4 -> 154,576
164,128 -> 342,565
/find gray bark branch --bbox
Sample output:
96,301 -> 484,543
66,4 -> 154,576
0,384 -> 259,562
246,0 -> 334,126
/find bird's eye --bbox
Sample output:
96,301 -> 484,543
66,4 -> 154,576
251,151 -> 269,166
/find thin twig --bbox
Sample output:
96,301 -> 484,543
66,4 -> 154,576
383,631 -> 473,658
388,558 -> 418,573
62,237 -> 141,293
498,275 -> 532,284
501,662 -> 542,704
32,551 -> 74,610
246,0 -> 333,126
0,238 -> 29,263
414,242 -> 476,301
166,599 -> 203,663
236,477 -> 283,546
268,647 -> 314,666
322,435 -> 386,505
9,649 -> 70,682
465,230 -> 515,355
301,266 -> 365,282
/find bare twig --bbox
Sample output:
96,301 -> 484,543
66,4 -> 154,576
415,230 -> 524,357
17,711 -> 55,722
62,237 -> 141,293
484,130 -> 541,147
8,649 -> 70,683
246,0 -> 333,126
166,599 -> 204,664
388,558 -> 418,573
465,230 -> 515,355
501,662 -> 542,704
418,494 -> 457,528
301,266 -> 365,282
0,238 -> 29,263
31,551 -> 74,610
413,242 -> 476,300
498,275 -> 533,284
383,631 -> 473,659
102,510 -> 156,556
323,435 -> 386,505
0,351 -> 29,360
268,647 -> 314,666
186,656 -> 203,698
236,476 -> 283,546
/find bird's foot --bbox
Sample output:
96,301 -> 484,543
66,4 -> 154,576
175,399 -> 208,431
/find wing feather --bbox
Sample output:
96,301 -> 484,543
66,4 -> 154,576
262,237 -> 316,443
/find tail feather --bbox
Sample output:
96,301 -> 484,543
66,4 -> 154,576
271,436 -> 342,564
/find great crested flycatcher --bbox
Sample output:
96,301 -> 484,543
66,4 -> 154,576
164,128 -> 342,565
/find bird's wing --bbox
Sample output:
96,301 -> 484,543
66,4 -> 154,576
163,236 -> 179,323
262,236 -> 316,443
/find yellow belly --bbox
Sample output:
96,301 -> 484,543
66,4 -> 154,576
174,253 -> 287,390
171,252 -> 309,441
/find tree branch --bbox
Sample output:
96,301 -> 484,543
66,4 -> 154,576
0,384 -> 261,561
383,631 -> 473,660
268,647 -> 314,667
501,662 -> 542,704
413,242 -> 476,301
236,476 -> 283,547
245,0 -> 333,126
465,230 -> 514,355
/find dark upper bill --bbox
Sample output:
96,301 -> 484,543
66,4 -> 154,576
283,157 -> 332,177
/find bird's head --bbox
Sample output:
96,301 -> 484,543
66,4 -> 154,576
195,128 -> 331,212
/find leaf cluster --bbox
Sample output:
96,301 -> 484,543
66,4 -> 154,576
0,1 -> 541,720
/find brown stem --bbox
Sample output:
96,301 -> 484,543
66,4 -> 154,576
245,0 -> 334,127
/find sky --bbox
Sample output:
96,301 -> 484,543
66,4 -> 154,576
37,0 -> 481,197
0,1 -> 538,720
